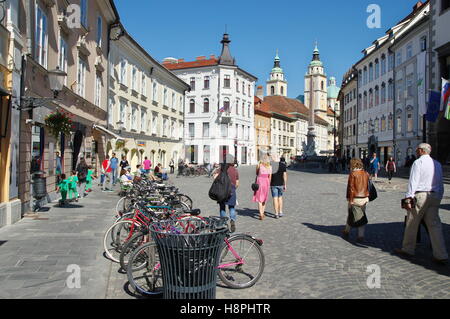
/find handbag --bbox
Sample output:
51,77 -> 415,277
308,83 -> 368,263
251,177 -> 259,192
347,205 -> 368,228
368,179 -> 377,202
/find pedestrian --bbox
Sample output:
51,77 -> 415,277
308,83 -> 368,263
142,156 -> 152,176
57,173 -> 69,207
120,168 -> 133,186
169,158 -> 175,174
271,155 -> 288,219
342,158 -> 370,243
369,153 -> 380,181
110,153 -> 119,186
213,154 -> 239,233
55,151 -> 62,184
68,170 -> 79,202
154,163 -> 162,179
253,154 -> 272,221
394,143 -> 448,265
85,165 -> 96,193
76,157 -> 88,198
102,155 -> 113,192
385,156 -> 396,184
120,155 -> 129,171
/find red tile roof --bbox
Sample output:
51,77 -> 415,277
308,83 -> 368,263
163,58 -> 219,70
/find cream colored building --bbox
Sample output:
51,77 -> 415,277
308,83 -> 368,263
108,25 -> 189,170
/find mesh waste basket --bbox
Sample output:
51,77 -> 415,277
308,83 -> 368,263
150,217 -> 228,299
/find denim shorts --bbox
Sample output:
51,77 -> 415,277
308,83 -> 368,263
271,186 -> 284,198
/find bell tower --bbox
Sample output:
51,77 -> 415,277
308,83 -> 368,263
266,50 -> 287,97
304,44 -> 328,116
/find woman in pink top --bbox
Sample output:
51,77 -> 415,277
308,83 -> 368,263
252,156 -> 272,220
142,157 -> 152,175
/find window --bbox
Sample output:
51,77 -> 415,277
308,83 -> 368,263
381,116 -> 386,131
380,55 -> 386,76
358,94 -> 362,112
224,75 -> 231,88
358,70 -> 362,87
321,81 -> 324,90
77,57 -> 87,97
131,66 -> 138,91
281,86 -> 284,95
388,114 -> 393,130
141,110 -> 147,132
190,77 -> 195,91
381,83 -> 386,104
369,63 -> 374,82
96,16 -> 102,47
397,80 -> 403,102
406,43 -> 413,60
388,80 -> 394,101
223,98 -> 230,113
202,122 -> 209,137
242,102 -> 245,117
163,118 -> 168,137
248,103 -> 251,118
235,101 -> 239,115
189,99 -> 195,113
375,59 -> 380,79
407,113 -> 413,132
242,81 -> 245,94
204,76 -> 210,89
248,84 -> 251,96
374,118 -> 379,133
120,102 -> 127,129
120,58 -> 127,85
58,36 -> 68,76
171,93 -> 176,109
35,6 -> 48,68
271,86 -> 275,95
407,74 -> 414,97
363,92 -> 368,110
396,50 -> 402,66
131,106 -> 137,130
221,124 -> 228,137
152,82 -> 157,101
375,86 -> 379,106
420,36 -> 427,52
442,0 -> 450,12
236,79 -> 239,92
80,0 -> 88,28
369,89 -> 373,108
141,74 -> 147,96
397,115 -> 402,134
163,88 -> 168,106
363,67 -> 368,85
189,123 -> 195,138
95,73 -> 101,107
388,53 -> 394,71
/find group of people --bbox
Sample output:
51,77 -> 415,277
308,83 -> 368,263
213,153 -> 288,233
344,143 -> 447,265
56,157 -> 96,206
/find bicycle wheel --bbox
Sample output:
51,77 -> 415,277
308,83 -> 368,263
127,241 -> 163,296
119,230 -> 151,271
103,220 -> 140,263
218,235 -> 265,289
177,194 -> 193,210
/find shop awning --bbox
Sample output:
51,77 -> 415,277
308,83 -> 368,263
93,125 -> 124,142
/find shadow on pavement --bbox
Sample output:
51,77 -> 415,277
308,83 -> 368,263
122,281 -> 163,299
236,208 -> 261,220
302,222 -> 450,277
53,203 -> 84,209
441,204 -> 450,211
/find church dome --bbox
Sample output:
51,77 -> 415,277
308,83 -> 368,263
309,60 -> 323,67
327,76 -> 340,99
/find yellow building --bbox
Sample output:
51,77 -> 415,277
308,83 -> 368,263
254,95 -> 271,161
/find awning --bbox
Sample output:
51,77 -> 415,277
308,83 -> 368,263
93,125 -> 124,141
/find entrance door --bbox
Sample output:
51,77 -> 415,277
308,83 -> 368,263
72,130 -> 83,170
219,145 -> 229,163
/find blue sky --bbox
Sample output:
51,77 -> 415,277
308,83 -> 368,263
115,0 -> 422,98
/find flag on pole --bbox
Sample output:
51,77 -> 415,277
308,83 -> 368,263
441,78 -> 450,111
426,90 -> 441,123
417,51 -> 427,116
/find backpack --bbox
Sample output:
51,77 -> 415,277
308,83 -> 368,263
208,163 -> 232,203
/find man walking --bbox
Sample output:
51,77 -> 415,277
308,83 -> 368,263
271,155 -> 288,219
394,143 -> 448,265
102,155 -> 113,192
369,153 -> 380,181
110,153 -> 119,186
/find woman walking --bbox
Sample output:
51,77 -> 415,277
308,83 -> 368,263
342,158 -> 370,243
385,156 -> 396,184
76,157 -> 89,199
252,155 -> 272,221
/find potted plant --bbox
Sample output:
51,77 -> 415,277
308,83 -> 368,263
45,108 -> 73,139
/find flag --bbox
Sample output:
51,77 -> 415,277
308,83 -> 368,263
218,106 -> 225,113
441,78 -> 450,111
417,51 -> 427,116
426,90 -> 441,123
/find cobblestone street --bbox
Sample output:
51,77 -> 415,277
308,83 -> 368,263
0,167 -> 449,299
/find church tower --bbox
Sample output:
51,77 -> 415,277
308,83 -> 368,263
304,44 -> 328,116
266,50 -> 287,97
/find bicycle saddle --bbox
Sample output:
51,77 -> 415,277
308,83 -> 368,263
186,209 -> 201,216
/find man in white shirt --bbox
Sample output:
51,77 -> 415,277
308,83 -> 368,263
394,143 -> 448,265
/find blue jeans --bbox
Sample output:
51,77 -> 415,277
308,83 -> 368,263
271,186 -> 284,198
219,204 -> 236,222
111,167 -> 118,184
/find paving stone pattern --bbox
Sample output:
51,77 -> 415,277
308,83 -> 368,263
0,168 -> 449,299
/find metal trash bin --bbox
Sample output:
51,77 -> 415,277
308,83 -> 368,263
32,171 -> 47,199
150,217 -> 228,299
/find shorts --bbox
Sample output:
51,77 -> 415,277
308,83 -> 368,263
271,186 -> 284,198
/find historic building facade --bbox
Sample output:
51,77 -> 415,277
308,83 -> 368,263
254,94 -> 272,161
108,25 -> 188,170
339,68 -> 358,159
164,33 -> 257,165
18,0 -> 119,213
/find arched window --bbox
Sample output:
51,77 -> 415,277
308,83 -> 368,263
271,86 -> 275,95
369,63 -> 373,82
204,76 -> 210,89
375,86 -> 379,106
369,89 -> 373,108
363,67 -> 368,85
381,54 -> 386,75
363,92 -> 368,110
203,98 -> 209,113
321,81 -> 324,90
381,83 -> 386,104
375,59 -> 380,79
281,86 -> 284,95
189,99 -> 195,113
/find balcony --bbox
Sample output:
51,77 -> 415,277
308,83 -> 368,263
220,112 -> 232,124
57,14 -> 71,34
77,36 -> 90,57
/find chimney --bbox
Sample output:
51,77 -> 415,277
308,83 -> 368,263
256,85 -> 264,100
196,56 -> 206,61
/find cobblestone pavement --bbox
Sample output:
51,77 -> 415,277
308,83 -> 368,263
0,168 -> 449,299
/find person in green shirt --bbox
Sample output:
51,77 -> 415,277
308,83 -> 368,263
57,174 -> 69,207
68,171 -> 79,202
85,166 -> 96,193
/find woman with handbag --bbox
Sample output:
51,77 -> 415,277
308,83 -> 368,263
252,155 -> 272,221
342,158 -> 370,243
